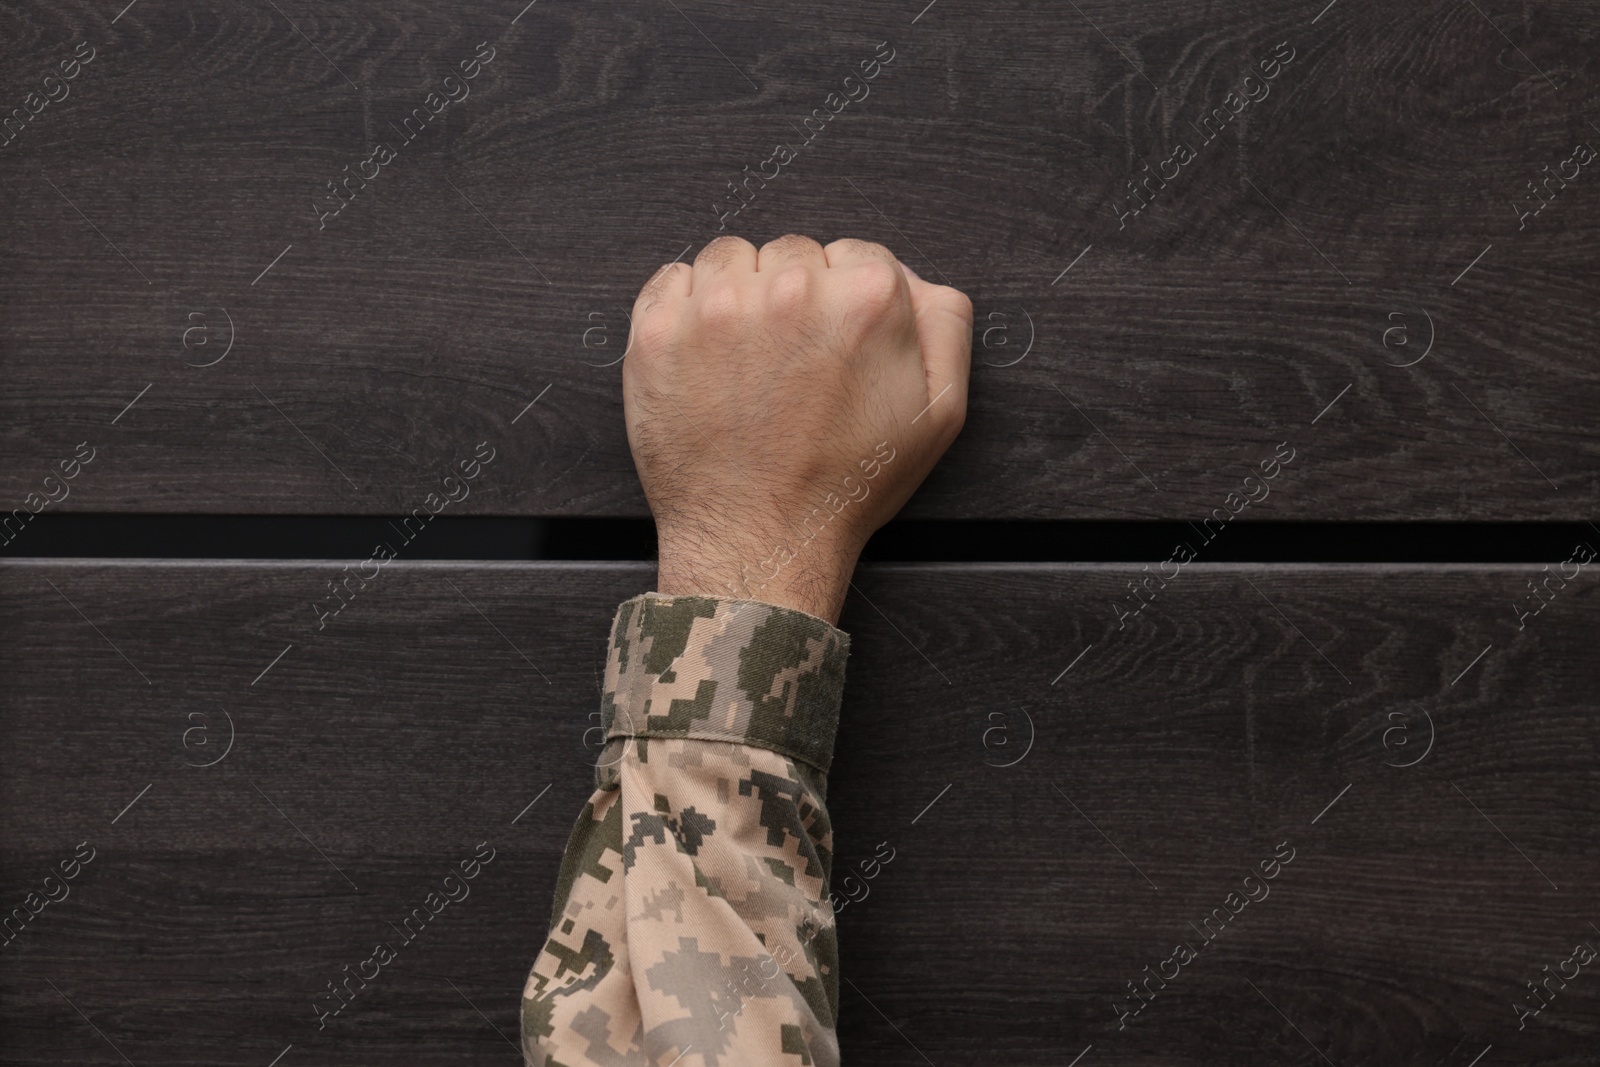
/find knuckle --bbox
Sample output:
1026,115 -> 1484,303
828,237 -> 892,261
939,393 -> 969,438
631,307 -> 678,352
940,285 -> 974,319
767,266 -> 815,314
698,284 -> 752,330
849,260 -> 903,313
697,235 -> 751,269
637,262 -> 686,307
765,233 -> 815,254
945,395 -> 969,435
621,349 -> 643,387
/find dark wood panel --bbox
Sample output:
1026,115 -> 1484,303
2,1 -> 1597,519
1,560 -> 1595,1064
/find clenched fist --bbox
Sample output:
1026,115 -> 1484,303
622,234 -> 973,625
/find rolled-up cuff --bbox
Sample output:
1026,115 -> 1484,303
598,592 -> 850,776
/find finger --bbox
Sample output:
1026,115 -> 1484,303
633,261 -> 691,318
626,261 -> 692,363
758,233 -> 827,270
824,239 -> 914,316
692,235 -> 758,286
908,283 -> 974,430
822,237 -> 898,268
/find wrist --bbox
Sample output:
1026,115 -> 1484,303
656,531 -> 858,626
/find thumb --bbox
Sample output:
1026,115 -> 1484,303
905,277 -> 973,427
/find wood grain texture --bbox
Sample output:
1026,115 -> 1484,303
2,1 -> 1597,519
2,560 -> 1595,1065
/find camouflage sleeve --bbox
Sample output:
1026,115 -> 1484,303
522,592 -> 851,1067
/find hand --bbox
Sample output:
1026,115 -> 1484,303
621,234 -> 972,625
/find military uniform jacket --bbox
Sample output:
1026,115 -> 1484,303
522,593 -> 852,1066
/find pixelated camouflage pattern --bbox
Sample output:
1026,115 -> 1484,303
523,594 -> 850,1067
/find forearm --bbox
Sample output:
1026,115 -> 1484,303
522,592 -> 850,1067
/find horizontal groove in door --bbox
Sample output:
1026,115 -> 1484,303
4,516 -> 1596,562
